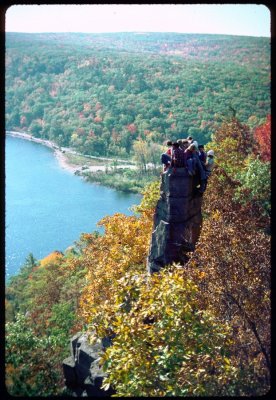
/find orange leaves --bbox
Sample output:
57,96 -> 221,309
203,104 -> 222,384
94,115 -> 102,123
39,251 -> 64,268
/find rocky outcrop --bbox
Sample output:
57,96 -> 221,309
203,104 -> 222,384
62,332 -> 115,397
63,168 -> 203,394
147,168 -> 203,273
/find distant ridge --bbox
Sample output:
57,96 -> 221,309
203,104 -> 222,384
6,31 -> 269,57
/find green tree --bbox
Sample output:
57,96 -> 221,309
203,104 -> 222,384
6,313 -> 64,396
132,139 -> 148,172
29,120 -> 42,136
235,156 -> 271,217
6,254 -> 38,321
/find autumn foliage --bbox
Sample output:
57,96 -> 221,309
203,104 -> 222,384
5,116 -> 270,396
79,206 -> 155,336
253,114 -> 271,161
101,268 -> 238,396
6,33 -> 270,156
188,117 -> 271,392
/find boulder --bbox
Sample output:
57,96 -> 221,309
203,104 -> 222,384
62,333 -> 115,397
63,356 -> 77,389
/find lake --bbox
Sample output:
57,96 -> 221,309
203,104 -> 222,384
5,135 -> 141,278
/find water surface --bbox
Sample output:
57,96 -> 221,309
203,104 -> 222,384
5,135 -> 141,277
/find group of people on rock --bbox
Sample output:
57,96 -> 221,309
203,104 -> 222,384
161,136 -> 215,194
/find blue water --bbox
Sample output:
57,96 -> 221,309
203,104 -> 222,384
5,135 -> 141,278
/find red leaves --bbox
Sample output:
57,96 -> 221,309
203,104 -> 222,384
126,123 -> 137,134
253,115 -> 271,162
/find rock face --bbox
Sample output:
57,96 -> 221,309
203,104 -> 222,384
147,168 -> 203,273
63,168 -> 203,394
63,332 -> 115,397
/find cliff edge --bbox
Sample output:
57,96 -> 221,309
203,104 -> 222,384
147,168 -> 203,273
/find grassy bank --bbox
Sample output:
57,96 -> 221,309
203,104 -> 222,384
52,143 -> 161,193
65,152 -> 112,167
65,152 -> 135,168
82,168 -> 161,193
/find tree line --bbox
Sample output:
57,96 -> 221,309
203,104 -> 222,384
6,32 -> 270,158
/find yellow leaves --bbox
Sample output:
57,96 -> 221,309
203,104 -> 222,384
87,332 -> 99,345
70,148 -> 270,396
134,181 -> 160,216
79,210 -> 153,333
164,307 -> 174,317
196,368 -> 206,377
96,262 -> 239,393
211,209 -> 222,221
224,357 -> 231,365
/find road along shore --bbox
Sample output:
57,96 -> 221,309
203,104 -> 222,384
6,131 -> 137,175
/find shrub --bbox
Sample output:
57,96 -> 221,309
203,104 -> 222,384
100,267 -> 240,397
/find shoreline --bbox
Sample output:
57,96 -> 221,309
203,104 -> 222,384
7,131 -> 79,173
6,131 -> 137,175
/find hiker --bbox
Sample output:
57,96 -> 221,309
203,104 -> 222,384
197,149 -> 215,193
198,144 -> 207,163
185,143 -> 197,175
196,150 -> 208,194
185,143 -> 207,193
177,139 -> 189,153
205,150 -> 215,177
161,140 -> 173,171
166,140 -> 173,157
181,139 -> 189,151
171,142 -> 186,168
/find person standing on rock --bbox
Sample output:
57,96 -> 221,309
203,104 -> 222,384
185,143 -> 207,193
161,140 -> 173,171
178,138 -> 189,152
205,150 -> 215,177
198,144 -> 207,163
171,142 -> 186,168
185,143 -> 197,175
198,149 -> 215,193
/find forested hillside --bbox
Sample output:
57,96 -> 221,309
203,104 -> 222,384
6,32 -> 270,157
5,115 -> 271,396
